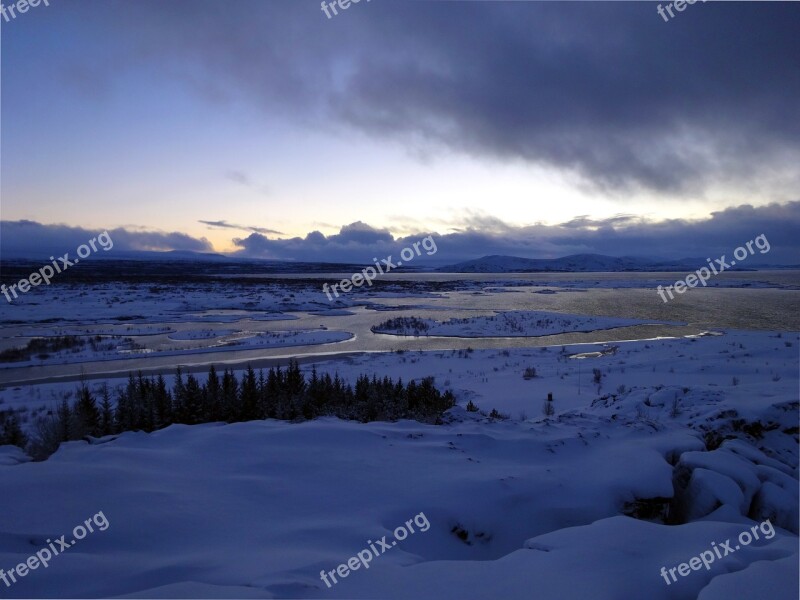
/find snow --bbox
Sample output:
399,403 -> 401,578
18,325 -> 175,337
696,556 -> 799,600
680,468 -> 748,520
0,330 -> 354,369
3,413 -> 795,599
0,327 -> 797,598
675,450 -> 763,514
167,329 -> 239,341
0,277 -> 797,599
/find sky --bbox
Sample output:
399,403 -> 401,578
1,0 -> 799,264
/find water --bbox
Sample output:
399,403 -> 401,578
1,272 -> 797,385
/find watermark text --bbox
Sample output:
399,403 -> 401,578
1,231 -> 113,303
659,519 -> 775,585
0,511 -> 110,589
1,0 -> 50,24
323,235 -> 437,301
657,234 -> 770,303
320,512 -> 430,588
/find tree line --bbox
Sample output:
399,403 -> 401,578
19,360 -> 455,459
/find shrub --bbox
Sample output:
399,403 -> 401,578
670,396 -> 681,418
372,317 -> 430,336
542,398 -> 554,417
489,409 -> 509,420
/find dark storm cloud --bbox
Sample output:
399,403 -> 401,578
51,0 -> 800,195
230,201 -> 800,265
540,201 -> 800,263
0,221 -> 213,258
3,202 -> 798,263
334,221 -> 394,245
232,221 -> 396,262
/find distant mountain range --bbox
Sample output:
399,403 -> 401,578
3,249 -> 795,273
437,253 -> 795,273
98,250 -> 233,262
0,250 -> 381,279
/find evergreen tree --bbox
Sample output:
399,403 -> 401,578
137,372 -> 155,432
154,374 -> 172,429
304,366 -> 325,419
284,359 -> 305,420
257,370 -> 267,418
240,366 -> 259,421
0,411 -> 27,448
99,384 -> 115,435
180,374 -> 204,425
115,374 -> 136,432
264,367 -> 281,419
27,361 -> 458,460
74,384 -> 100,437
205,365 -> 222,421
57,398 -> 72,442
172,368 -> 186,423
221,369 -> 240,422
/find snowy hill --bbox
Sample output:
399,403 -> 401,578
0,331 -> 797,599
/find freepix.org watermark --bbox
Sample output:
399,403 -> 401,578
320,512 -> 430,589
322,235 -> 437,301
657,0 -> 707,23
1,231 -> 114,303
657,234 -> 770,303
0,511 -> 110,589
321,0 -> 369,20
0,0 -> 50,24
659,519 -> 775,585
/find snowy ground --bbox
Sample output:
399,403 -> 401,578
0,273 -> 797,599
0,327 -> 797,599
0,330 -> 354,369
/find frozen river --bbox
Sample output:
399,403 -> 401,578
0,272 -> 797,385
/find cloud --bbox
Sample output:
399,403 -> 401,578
229,202 -> 800,265
51,0 -> 800,196
224,170 -> 270,196
560,215 -> 644,229
225,170 -> 252,187
4,202 -> 799,264
0,221 -> 213,258
232,221 -> 397,263
333,221 -> 394,245
199,220 -> 282,236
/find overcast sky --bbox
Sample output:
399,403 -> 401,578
2,0 -> 799,263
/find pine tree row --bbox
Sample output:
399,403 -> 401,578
25,360 -> 455,459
